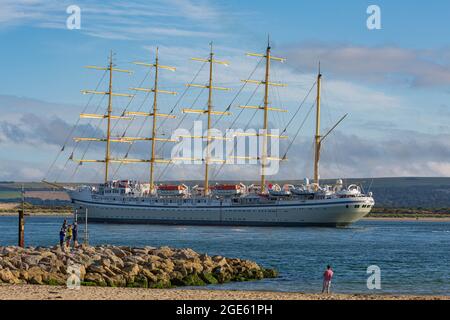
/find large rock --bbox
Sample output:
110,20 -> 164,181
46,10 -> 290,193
84,272 -> 107,286
23,255 -> 42,266
0,259 -> 17,270
105,274 -> 126,287
123,263 -> 140,277
131,248 -> 148,255
27,266 -> 44,285
141,269 -> 158,283
0,269 -> 20,284
87,264 -> 105,274
153,246 -> 174,259
110,247 -> 128,258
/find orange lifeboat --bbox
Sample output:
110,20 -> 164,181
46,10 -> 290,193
211,183 -> 245,196
156,184 -> 188,196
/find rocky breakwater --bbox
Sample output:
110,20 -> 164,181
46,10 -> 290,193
0,245 -> 278,288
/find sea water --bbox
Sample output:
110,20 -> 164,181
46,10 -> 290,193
0,216 -> 448,295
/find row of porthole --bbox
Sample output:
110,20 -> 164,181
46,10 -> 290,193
348,205 -> 373,209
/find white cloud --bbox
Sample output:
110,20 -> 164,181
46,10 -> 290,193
0,0 -> 227,40
283,43 -> 450,87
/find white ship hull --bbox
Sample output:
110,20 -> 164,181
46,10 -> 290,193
68,189 -> 374,227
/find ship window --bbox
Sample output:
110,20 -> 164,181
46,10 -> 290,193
355,205 -> 360,208
346,205 -> 349,208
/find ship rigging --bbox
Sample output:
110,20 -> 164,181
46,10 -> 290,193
43,40 -> 375,227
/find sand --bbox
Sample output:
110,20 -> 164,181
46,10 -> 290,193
0,284 -> 447,300
0,203 -> 19,210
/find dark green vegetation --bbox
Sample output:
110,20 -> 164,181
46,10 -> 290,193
369,207 -> 450,218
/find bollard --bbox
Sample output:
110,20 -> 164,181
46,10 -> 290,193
18,209 -> 24,248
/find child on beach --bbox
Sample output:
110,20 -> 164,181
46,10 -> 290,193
322,265 -> 334,294
66,225 -> 73,248
59,228 -> 65,248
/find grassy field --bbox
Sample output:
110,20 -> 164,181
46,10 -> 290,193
0,202 -> 72,213
0,191 -> 20,199
0,190 -> 69,200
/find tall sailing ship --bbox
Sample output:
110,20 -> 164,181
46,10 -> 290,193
46,41 -> 374,227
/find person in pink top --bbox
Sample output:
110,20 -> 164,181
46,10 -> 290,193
322,265 -> 334,294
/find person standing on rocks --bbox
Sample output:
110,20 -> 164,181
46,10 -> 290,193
66,225 -> 73,248
62,219 -> 67,231
322,265 -> 334,294
72,222 -> 78,248
59,227 -> 66,248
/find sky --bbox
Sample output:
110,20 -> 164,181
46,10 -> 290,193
0,0 -> 449,182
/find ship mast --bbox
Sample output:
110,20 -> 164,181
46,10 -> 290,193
182,43 -> 231,196
205,43 -> 214,195
105,51 -> 114,183
312,65 -> 349,190
128,48 -> 177,193
314,63 -> 322,189
73,51 -> 177,186
261,42 -> 271,193
241,39 -> 287,194
150,48 -> 160,191
74,51 -> 134,184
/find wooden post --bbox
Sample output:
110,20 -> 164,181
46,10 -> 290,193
18,209 -> 24,248
18,184 -> 25,247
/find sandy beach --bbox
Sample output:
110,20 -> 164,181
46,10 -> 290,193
0,284 -> 448,300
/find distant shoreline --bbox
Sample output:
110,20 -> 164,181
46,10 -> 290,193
0,284 -> 448,300
362,217 -> 450,222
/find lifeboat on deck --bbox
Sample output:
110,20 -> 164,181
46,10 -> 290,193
268,184 -> 291,197
156,184 -> 188,197
211,183 -> 246,197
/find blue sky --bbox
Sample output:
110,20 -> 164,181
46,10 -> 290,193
0,0 -> 449,182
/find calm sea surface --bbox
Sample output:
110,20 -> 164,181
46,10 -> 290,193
0,216 -> 448,295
